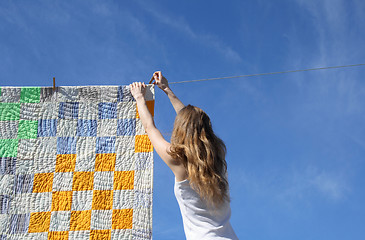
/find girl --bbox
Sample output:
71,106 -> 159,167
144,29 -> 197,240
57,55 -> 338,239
130,71 -> 238,240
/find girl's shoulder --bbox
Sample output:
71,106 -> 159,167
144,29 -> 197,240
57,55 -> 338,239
173,164 -> 188,182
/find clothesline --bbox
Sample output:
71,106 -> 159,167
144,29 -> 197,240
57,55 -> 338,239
164,63 -> 365,85
12,63 -> 364,88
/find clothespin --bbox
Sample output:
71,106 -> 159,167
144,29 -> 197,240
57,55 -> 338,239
53,77 -> 56,91
149,76 -> 155,84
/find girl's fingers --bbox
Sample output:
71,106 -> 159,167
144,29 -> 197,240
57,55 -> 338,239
130,81 -> 147,91
155,71 -> 160,82
153,71 -> 161,82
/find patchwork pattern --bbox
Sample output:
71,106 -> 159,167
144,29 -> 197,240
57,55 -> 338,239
0,85 -> 154,239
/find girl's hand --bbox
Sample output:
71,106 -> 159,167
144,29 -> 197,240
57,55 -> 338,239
153,71 -> 169,91
130,82 -> 146,100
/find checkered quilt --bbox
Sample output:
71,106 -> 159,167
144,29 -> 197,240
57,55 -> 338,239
0,85 -> 154,239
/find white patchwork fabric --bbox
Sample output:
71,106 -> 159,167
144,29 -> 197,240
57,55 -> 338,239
0,85 -> 154,239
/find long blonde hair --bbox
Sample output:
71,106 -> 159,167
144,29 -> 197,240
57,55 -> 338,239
169,105 -> 230,207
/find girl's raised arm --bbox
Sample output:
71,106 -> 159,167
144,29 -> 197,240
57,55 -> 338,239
129,82 -> 184,177
153,71 -> 184,114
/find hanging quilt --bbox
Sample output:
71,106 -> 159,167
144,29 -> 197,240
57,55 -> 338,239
0,85 -> 154,240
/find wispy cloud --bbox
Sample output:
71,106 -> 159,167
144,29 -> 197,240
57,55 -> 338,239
285,0 -> 365,125
135,0 -> 242,63
233,165 -> 350,206
279,166 -> 350,202
0,1 -> 163,85
290,0 -> 365,66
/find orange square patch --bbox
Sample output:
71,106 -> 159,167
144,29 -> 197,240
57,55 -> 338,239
70,210 -> 91,231
48,231 -> 69,240
55,154 -> 76,172
135,135 -> 153,152
51,191 -> 73,211
33,173 -> 54,193
114,171 -> 134,190
72,172 -> 94,191
95,153 -> 116,172
112,209 -> 133,229
28,211 -> 51,233
90,230 -> 111,240
136,100 -> 154,118
92,190 -> 113,210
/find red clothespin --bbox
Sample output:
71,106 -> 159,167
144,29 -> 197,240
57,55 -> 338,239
53,77 -> 56,91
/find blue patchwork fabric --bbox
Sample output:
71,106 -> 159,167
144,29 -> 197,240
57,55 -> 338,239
38,119 -> 57,137
57,137 -> 77,154
0,195 -> 11,214
13,174 -> 34,193
77,119 -> 97,137
59,102 -> 79,119
96,136 -> 116,153
117,119 -> 136,136
0,157 -> 16,174
98,102 -> 117,119
9,214 -> 30,234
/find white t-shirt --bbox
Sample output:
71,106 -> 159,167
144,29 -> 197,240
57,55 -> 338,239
174,179 -> 239,240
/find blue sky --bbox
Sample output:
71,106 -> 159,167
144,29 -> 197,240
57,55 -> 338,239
1,0 -> 365,239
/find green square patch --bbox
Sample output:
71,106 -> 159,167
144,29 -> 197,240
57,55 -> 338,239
0,139 -> 18,157
20,87 -> 41,103
0,103 -> 21,120
18,120 -> 38,139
